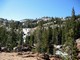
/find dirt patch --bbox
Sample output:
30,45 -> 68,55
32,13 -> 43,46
0,52 -> 61,60
0,52 -> 37,60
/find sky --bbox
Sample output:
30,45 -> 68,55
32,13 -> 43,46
0,0 -> 80,20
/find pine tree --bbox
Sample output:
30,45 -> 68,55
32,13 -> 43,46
71,8 -> 77,60
72,7 -> 76,20
34,21 -> 43,53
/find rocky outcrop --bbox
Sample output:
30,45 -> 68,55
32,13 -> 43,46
76,38 -> 80,59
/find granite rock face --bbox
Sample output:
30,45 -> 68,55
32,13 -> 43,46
76,38 -> 80,59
